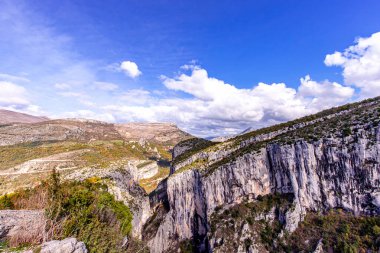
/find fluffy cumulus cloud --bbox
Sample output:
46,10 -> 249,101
102,66 -> 355,137
0,81 -> 29,106
298,75 -> 354,109
325,32 -> 380,97
120,61 -> 142,78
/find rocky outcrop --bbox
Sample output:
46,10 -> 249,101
115,122 -> 192,146
137,161 -> 159,179
148,170 -> 208,253
312,239 -> 324,253
40,238 -> 87,253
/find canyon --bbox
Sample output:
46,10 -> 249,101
1,97 -> 380,252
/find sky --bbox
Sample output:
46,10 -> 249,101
1,0 -> 380,137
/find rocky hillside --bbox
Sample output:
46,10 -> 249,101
0,112 -> 192,252
0,119 -> 191,147
1,97 -> 380,252
0,109 -> 49,124
115,122 -> 191,146
146,96 -> 380,253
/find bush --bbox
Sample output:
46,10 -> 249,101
45,170 -> 133,253
343,127 -> 352,137
0,194 -> 14,209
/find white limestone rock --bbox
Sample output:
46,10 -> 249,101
40,238 -> 87,253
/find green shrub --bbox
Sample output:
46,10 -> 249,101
343,127 -> 352,137
0,194 -> 14,209
45,170 -> 133,252
179,240 -> 195,253
285,210 -> 380,252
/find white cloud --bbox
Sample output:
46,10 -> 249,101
59,109 -> 116,122
120,61 -> 142,78
54,83 -> 71,90
120,89 -> 151,104
0,81 -> 44,115
324,52 -> 346,66
0,73 -> 30,83
103,67 -> 354,137
58,92 -> 84,98
0,81 -> 29,106
325,32 -> 380,97
298,75 -> 355,109
94,81 -> 119,91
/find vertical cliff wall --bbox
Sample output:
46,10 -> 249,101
147,98 -> 380,252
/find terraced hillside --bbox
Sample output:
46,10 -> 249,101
0,118 -> 191,194
0,114 -> 192,252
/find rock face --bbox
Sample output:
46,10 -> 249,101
40,238 -> 87,253
148,170 -> 208,253
136,161 -> 159,179
148,97 -> 380,252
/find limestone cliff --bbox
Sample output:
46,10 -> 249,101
147,97 -> 380,252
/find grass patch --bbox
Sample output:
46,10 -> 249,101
0,183 -> 48,210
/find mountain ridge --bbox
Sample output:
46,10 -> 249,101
0,109 -> 49,124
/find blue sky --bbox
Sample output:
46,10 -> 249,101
1,0 -> 380,137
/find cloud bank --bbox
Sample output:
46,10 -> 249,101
103,66 -> 355,136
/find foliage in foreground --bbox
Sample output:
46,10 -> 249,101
0,183 -> 48,210
0,171 -> 134,252
45,171 -> 133,253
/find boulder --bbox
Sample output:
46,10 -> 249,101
40,238 -> 87,253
